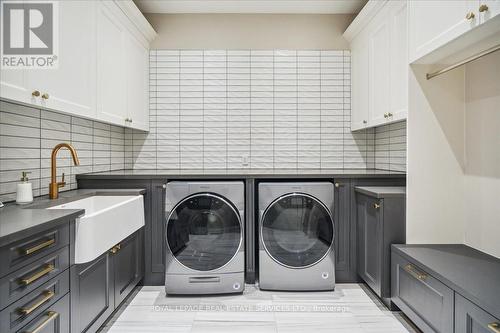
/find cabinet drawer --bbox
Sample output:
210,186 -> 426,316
391,252 -> 453,333
0,270 -> 69,333
0,247 -> 69,310
17,293 -> 70,333
455,293 -> 500,333
0,223 -> 70,279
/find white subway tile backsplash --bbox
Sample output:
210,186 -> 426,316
0,101 -> 126,202
142,49 -> 407,171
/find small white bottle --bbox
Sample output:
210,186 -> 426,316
16,171 -> 33,205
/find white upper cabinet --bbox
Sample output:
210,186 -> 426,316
125,33 -> 150,132
97,2 -> 128,127
345,0 -> 408,131
389,1 -> 408,123
408,0 -> 477,63
409,0 -> 500,64
0,0 -> 156,131
27,0 -> 96,119
368,13 -> 390,126
96,1 -> 152,131
350,35 -> 369,131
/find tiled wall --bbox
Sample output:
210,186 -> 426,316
375,121 -> 407,172
127,49 -> 406,171
128,49 -> 375,170
0,101 -> 125,202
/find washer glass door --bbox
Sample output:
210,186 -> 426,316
167,193 -> 242,271
261,193 -> 334,268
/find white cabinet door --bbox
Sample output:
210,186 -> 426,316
0,68 -> 30,105
125,34 -> 149,132
96,2 -> 127,127
0,1 -> 31,104
350,35 -> 369,131
368,16 -> 390,126
478,0 -> 500,23
27,1 -> 96,119
389,0 -> 408,123
409,0 -> 477,62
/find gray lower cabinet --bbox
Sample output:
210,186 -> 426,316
71,252 -> 114,333
355,187 -> 405,304
71,228 -> 144,333
391,252 -> 454,333
455,293 -> 500,333
114,229 -> 144,306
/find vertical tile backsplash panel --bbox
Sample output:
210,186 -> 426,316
0,101 -> 125,202
130,49 -> 402,171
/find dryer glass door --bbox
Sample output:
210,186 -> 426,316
167,193 -> 242,271
261,193 -> 334,268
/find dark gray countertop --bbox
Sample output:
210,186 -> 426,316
0,188 -> 146,246
392,244 -> 500,319
355,186 -> 406,198
76,168 -> 406,179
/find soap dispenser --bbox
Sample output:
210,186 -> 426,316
16,171 -> 33,205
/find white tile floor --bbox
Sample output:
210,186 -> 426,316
99,284 -> 420,333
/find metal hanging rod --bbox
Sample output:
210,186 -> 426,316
426,43 -> 500,80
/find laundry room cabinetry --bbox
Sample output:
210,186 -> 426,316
392,244 -> 500,333
96,1 -> 151,131
0,1 -> 97,119
344,0 -> 408,131
408,0 -> 500,65
0,0 -> 155,131
355,186 -> 405,307
71,229 -> 143,333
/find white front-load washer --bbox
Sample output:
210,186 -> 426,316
258,182 -> 335,291
165,181 -> 245,295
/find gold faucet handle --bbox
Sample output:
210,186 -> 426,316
58,173 -> 66,188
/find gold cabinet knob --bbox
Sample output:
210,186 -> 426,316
373,203 -> 380,209
362,120 -> 367,124
466,11 -> 475,20
388,112 -> 393,117
383,113 -> 388,118
479,4 -> 489,12
32,90 -> 40,97
41,93 -> 49,99
335,183 -> 340,188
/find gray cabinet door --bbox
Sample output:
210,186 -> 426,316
151,180 -> 166,280
455,293 -> 500,333
71,252 -> 114,333
391,252 -> 454,333
357,193 -> 382,296
334,180 -> 351,282
113,229 -> 144,306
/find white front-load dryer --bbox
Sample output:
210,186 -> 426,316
165,181 -> 245,295
258,182 -> 335,291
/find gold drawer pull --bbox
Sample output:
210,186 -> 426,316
20,239 -> 55,255
404,264 -> 427,280
19,264 -> 55,286
373,203 -> 380,209
18,290 -> 55,315
25,311 -> 59,333
488,323 -> 500,333
110,244 -> 121,254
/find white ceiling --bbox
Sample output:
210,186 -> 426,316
133,0 -> 368,14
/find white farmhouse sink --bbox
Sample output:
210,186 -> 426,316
48,195 -> 144,264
